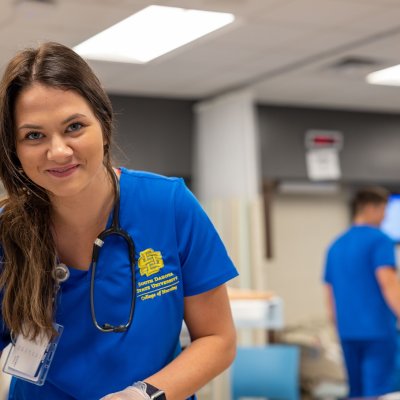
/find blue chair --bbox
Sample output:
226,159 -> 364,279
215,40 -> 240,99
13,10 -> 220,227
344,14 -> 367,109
231,344 -> 300,400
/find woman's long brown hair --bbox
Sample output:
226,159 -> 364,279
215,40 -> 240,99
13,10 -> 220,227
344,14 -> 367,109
0,42 -> 115,339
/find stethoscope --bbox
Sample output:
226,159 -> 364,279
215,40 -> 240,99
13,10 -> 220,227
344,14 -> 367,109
54,170 -> 136,333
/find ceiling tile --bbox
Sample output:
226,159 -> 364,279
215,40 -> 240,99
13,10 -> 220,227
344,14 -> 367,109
259,0 -> 383,28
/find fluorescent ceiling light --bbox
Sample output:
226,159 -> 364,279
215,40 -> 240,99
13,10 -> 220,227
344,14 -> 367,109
366,64 -> 400,86
73,5 -> 235,64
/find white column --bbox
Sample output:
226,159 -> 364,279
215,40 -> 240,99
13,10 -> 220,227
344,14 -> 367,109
193,89 -> 260,201
193,90 -> 267,399
193,88 -> 264,289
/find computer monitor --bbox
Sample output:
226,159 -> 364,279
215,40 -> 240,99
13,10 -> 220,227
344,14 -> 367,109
381,193 -> 400,242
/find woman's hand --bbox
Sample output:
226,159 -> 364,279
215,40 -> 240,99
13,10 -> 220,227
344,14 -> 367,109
100,385 -> 150,400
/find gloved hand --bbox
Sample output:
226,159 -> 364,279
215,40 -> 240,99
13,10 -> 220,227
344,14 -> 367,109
100,383 -> 151,400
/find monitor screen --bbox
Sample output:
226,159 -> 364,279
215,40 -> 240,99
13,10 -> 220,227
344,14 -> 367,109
381,194 -> 400,242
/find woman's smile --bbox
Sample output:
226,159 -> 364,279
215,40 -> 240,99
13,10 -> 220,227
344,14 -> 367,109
46,164 -> 80,178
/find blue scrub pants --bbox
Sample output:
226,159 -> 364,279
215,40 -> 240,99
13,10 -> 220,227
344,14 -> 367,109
341,337 -> 397,398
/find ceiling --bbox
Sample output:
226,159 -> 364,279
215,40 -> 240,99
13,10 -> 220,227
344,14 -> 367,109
1,0 -> 400,113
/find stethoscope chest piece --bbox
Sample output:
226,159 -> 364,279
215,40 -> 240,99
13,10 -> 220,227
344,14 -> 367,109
53,263 -> 70,283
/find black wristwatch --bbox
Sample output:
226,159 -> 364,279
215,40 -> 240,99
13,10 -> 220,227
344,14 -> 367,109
133,381 -> 166,400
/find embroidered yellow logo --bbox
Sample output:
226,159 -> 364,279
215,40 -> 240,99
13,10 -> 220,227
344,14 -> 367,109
138,248 -> 164,277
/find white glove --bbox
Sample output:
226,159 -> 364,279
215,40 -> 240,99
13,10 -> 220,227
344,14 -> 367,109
100,382 -> 151,400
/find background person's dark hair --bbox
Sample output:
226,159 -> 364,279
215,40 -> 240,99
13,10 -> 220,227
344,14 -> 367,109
351,186 -> 390,218
0,42 -> 115,339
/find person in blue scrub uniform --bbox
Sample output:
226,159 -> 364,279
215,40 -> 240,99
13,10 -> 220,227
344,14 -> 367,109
323,187 -> 400,398
0,42 -> 238,400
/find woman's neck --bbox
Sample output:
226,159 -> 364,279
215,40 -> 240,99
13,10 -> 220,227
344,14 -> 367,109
50,167 -> 119,270
50,167 -> 116,233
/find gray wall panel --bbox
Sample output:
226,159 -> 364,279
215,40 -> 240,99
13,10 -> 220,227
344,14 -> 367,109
258,105 -> 400,184
109,95 -> 195,178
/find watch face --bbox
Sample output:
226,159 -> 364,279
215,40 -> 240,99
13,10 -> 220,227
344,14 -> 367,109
150,391 -> 166,400
143,382 -> 166,400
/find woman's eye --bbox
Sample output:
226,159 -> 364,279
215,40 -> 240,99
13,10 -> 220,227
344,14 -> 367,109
26,131 -> 43,140
66,122 -> 83,132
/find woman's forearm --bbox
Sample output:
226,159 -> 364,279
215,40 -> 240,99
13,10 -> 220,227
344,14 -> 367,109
145,331 -> 236,400
145,285 -> 237,400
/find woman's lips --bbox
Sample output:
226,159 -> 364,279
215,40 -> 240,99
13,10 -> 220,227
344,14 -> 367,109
47,164 -> 79,178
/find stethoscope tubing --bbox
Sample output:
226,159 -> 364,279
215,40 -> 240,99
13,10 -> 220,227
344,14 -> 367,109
89,170 -> 137,333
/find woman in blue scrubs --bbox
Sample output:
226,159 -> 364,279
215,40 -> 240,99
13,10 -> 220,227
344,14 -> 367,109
0,42 -> 238,400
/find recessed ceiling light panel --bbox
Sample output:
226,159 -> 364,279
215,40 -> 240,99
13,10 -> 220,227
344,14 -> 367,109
366,64 -> 400,87
73,5 -> 235,64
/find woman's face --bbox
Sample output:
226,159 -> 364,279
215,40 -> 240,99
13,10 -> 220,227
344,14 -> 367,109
14,83 -> 107,199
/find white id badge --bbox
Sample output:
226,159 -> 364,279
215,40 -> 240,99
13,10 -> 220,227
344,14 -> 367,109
3,323 -> 63,386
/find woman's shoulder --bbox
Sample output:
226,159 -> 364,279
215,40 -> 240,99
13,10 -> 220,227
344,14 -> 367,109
119,167 -> 189,204
119,167 -> 182,184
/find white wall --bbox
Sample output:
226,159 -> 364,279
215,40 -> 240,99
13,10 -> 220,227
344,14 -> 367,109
264,191 -> 349,325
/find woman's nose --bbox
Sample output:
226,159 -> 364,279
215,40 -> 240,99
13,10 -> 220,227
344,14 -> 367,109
47,135 -> 73,161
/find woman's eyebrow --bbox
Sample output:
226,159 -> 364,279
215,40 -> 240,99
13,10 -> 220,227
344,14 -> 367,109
62,113 -> 87,124
18,123 -> 43,131
18,113 -> 87,131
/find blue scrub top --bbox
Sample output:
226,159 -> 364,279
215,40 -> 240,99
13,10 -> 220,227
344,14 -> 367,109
323,225 -> 396,339
0,168 -> 239,400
